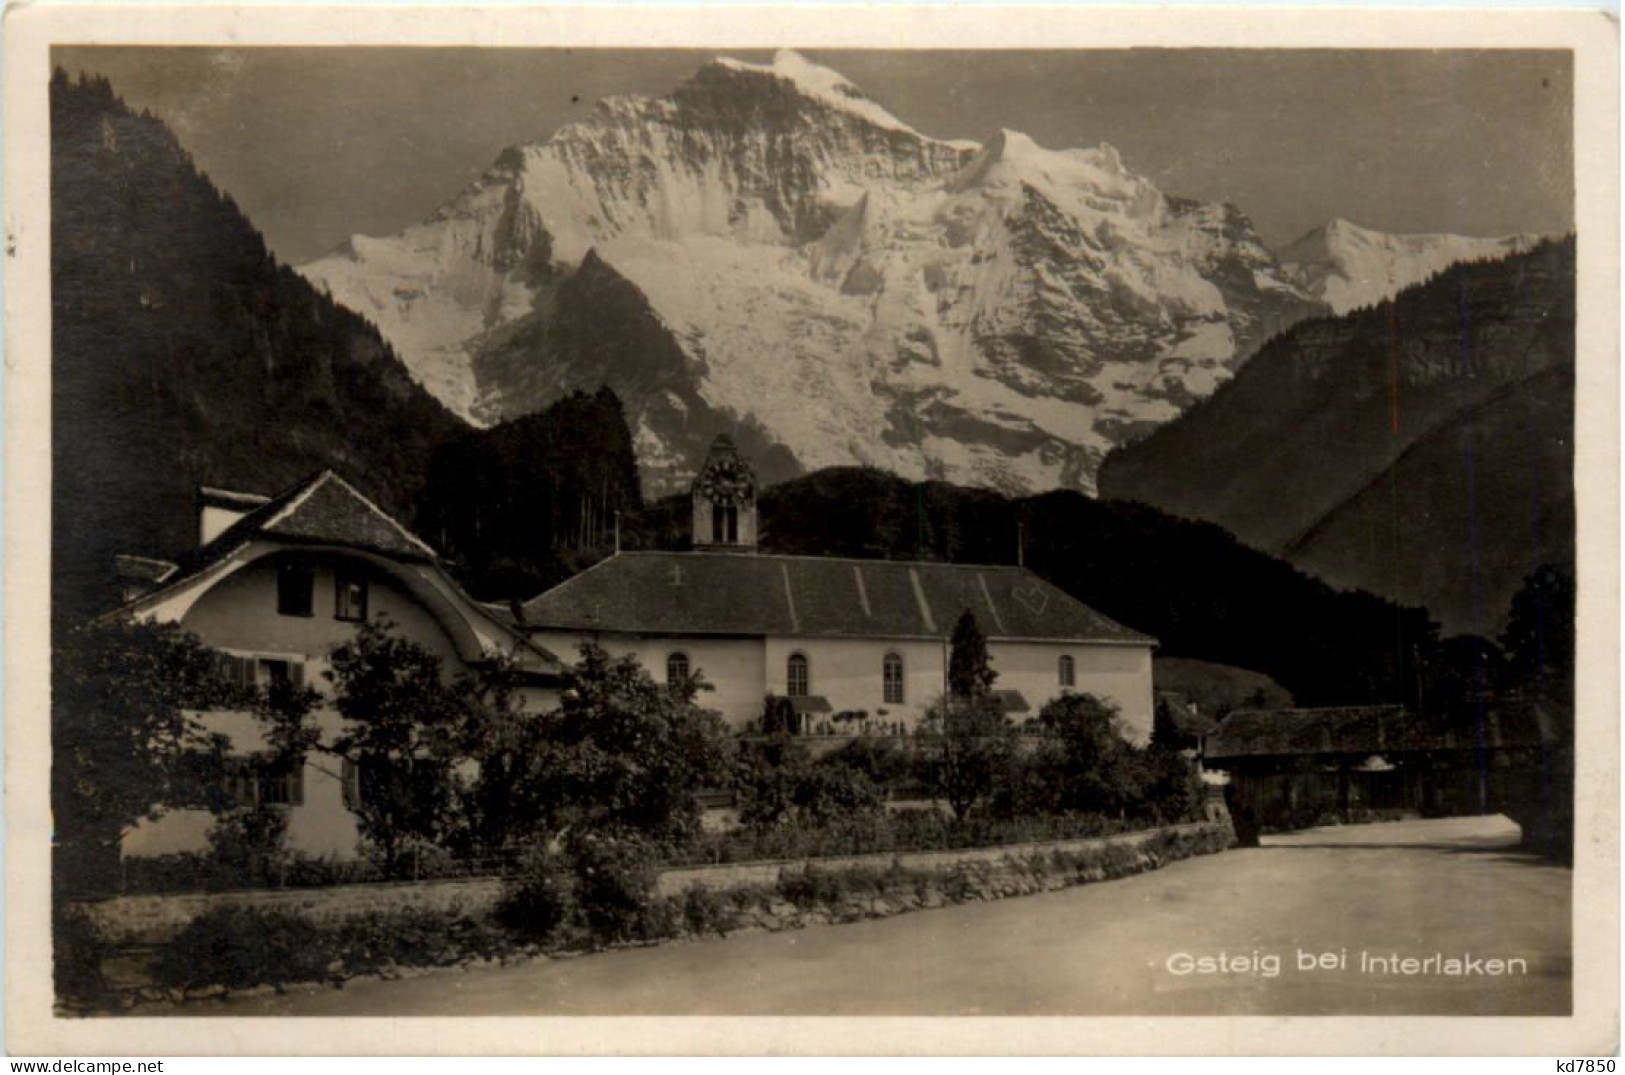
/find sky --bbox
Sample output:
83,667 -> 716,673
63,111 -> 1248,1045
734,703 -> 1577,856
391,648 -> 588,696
53,46 -> 1574,265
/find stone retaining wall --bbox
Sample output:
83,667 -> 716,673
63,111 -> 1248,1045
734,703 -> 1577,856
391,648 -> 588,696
78,877 -> 506,947
77,822 -> 1233,946
654,822 -> 1220,896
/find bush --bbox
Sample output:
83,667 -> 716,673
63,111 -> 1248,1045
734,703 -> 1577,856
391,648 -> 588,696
147,905 -> 514,994
776,864 -> 849,909
204,803 -> 291,889
330,908 -> 506,972
734,734 -> 885,829
680,885 -> 736,936
819,737 -> 912,786
568,832 -> 660,944
54,903 -> 110,1008
495,844 -> 578,944
1032,693 -> 1146,815
148,906 -> 328,991
1137,748 -> 1205,824
498,832 -> 665,948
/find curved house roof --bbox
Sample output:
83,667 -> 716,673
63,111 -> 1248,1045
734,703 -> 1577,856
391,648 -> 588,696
517,550 -> 1154,645
112,470 -> 562,673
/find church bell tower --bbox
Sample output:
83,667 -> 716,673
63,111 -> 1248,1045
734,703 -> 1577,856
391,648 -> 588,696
691,435 -> 758,551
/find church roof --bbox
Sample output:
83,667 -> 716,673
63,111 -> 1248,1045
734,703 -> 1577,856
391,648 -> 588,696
517,551 -> 1154,645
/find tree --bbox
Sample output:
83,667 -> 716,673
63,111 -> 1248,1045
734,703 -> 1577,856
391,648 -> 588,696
948,609 -> 997,699
1034,692 -> 1145,816
1498,563 -> 1577,861
532,644 -> 733,844
733,733 -> 884,829
318,620 -> 467,878
53,618 -> 244,893
447,650 -> 556,857
1150,696 -> 1184,752
759,693 -> 800,737
52,617 -> 313,895
920,694 -> 1013,821
1501,562 -> 1576,707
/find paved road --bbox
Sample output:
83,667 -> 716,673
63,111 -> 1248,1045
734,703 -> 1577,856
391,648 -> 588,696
211,815 -> 1570,1017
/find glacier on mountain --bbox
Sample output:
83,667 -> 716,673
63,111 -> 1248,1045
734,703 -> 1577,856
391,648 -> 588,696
305,51 -> 1495,496
1278,218 -> 1550,315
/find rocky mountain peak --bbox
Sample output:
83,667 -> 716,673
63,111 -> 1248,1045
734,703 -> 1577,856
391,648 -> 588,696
1279,218 -> 1554,314
305,54 -> 1544,499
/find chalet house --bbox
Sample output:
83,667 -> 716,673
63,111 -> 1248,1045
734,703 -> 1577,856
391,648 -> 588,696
111,470 -> 564,860
517,437 -> 1159,742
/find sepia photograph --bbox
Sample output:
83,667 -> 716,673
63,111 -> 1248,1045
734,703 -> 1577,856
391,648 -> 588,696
4,3 -> 1618,1057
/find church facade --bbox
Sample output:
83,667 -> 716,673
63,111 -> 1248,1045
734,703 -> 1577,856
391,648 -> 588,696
519,437 -> 1158,742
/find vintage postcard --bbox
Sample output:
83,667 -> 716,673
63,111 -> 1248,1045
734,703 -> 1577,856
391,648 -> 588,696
4,2 -> 1618,1057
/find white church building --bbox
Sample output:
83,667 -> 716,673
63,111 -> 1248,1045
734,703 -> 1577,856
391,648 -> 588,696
518,437 -> 1158,742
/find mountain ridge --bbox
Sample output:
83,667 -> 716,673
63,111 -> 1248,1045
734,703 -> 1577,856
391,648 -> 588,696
299,50 -> 1329,496
1098,237 -> 1575,634
1278,217 -> 1551,315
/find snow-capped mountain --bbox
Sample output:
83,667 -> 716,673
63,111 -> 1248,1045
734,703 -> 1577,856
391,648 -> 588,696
302,50 -> 1334,495
1277,218 -> 1549,315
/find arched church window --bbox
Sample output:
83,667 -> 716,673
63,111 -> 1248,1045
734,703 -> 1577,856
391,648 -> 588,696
787,652 -> 810,697
1058,654 -> 1076,688
883,652 -> 905,704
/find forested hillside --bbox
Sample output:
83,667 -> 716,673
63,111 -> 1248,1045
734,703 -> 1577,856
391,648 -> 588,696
51,71 -> 463,627
415,389 -> 643,600
1098,238 -> 1575,634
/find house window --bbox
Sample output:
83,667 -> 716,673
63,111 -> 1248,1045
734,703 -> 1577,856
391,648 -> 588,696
342,755 -> 442,814
883,652 -> 905,704
257,658 -> 305,689
218,653 -> 305,690
666,652 -> 690,687
1058,654 -> 1076,688
787,653 -> 810,697
335,568 -> 369,622
217,653 -> 256,690
277,562 -> 314,617
216,652 -> 305,695
231,757 -> 305,807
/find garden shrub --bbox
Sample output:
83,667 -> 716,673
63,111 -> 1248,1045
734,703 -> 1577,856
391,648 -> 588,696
148,906 -> 328,991
495,843 -> 578,944
567,832 -> 659,945
734,737 -> 884,829
681,884 -> 736,936
819,737 -> 913,788
634,896 -> 684,943
776,864 -> 845,909
329,907 -> 505,971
